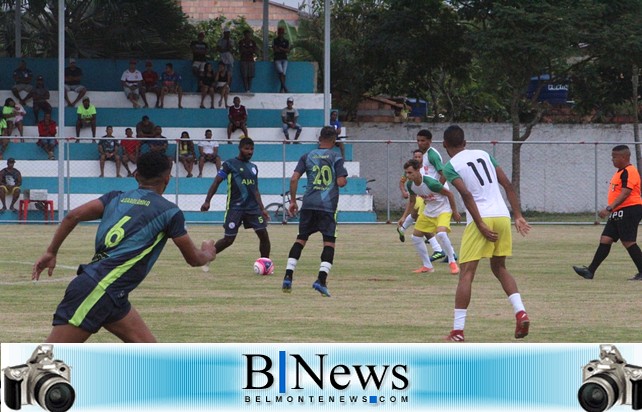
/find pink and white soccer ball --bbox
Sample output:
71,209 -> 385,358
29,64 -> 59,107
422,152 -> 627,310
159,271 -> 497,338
253,258 -> 274,275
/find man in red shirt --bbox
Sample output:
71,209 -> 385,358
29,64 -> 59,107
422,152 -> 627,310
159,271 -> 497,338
140,60 -> 160,108
37,112 -> 57,160
574,145 -> 642,280
227,96 -> 249,144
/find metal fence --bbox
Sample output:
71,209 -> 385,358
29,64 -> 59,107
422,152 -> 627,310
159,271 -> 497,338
0,136 -> 627,224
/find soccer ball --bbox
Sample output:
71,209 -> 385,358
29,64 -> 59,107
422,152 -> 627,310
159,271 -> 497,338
253,258 -> 274,276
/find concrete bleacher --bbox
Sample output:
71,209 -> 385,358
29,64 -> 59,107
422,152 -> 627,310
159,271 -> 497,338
0,57 -> 373,223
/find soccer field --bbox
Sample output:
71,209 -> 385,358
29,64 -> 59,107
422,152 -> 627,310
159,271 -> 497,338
1,223 -> 639,343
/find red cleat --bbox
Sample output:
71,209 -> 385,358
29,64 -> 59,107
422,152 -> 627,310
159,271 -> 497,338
445,329 -> 465,342
515,310 -> 530,339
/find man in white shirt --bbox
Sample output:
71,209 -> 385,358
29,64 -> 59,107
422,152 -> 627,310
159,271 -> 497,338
121,60 -> 143,108
198,129 -> 221,177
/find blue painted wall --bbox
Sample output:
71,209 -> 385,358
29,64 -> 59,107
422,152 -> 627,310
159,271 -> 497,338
0,58 -> 316,94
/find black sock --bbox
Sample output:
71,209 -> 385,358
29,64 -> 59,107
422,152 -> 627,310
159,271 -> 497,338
626,244 -> 642,274
588,243 -> 611,274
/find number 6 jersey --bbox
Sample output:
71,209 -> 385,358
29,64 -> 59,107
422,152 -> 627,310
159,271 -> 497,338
443,149 -> 510,224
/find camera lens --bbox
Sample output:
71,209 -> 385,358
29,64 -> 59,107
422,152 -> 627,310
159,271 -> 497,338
578,373 -> 619,412
34,373 -> 75,412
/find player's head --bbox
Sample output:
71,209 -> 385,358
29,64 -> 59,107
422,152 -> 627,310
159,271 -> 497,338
612,145 -> 631,168
319,126 -> 337,143
416,129 -> 432,152
412,149 -> 423,163
403,159 -> 422,181
136,151 -> 172,190
238,136 -> 254,161
443,125 -> 466,157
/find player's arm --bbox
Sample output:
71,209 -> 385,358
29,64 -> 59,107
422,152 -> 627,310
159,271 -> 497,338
399,176 -> 409,199
173,235 -> 216,267
288,170 -> 302,216
33,199 -> 105,280
496,166 -> 531,236
439,187 -> 461,223
201,174 -> 225,211
451,177 -> 498,242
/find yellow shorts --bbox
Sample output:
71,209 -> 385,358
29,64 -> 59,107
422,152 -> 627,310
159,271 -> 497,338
415,211 -> 452,234
459,216 -> 512,263
414,196 -> 424,212
0,185 -> 19,194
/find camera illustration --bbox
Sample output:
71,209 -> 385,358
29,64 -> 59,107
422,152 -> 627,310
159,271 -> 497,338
578,344 -> 642,412
3,344 -> 75,412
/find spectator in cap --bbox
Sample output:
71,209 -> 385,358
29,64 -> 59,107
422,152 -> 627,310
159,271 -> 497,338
26,75 -> 52,123
281,97 -> 302,143
76,97 -> 97,140
121,60 -> 143,108
0,157 -> 21,212
190,31 -> 210,78
64,58 -> 87,107
141,60 -> 160,108
11,60 -> 33,106
273,26 -> 291,93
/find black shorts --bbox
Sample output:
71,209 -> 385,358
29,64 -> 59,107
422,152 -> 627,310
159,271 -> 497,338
297,209 -> 337,240
602,204 -> 642,242
224,209 -> 267,236
53,273 -> 131,333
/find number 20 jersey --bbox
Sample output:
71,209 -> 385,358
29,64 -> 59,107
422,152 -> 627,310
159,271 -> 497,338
443,149 -> 509,224
294,148 -> 348,213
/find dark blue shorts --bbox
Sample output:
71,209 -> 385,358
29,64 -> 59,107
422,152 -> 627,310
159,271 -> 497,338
52,273 -> 131,333
297,209 -> 337,240
223,209 -> 268,236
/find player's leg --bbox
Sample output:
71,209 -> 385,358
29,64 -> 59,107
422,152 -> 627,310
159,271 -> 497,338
45,324 -> 93,343
573,219 -> 617,279
411,214 -> 435,273
255,228 -> 271,258
617,206 -> 642,279
103,306 -> 157,343
434,212 -> 458,273
311,212 -> 338,297
283,209 -> 312,292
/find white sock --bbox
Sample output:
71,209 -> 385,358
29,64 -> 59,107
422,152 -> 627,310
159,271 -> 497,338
508,293 -> 526,314
429,236 -> 442,253
411,235 -> 433,268
286,258 -> 298,271
320,261 -> 332,274
436,232 -> 455,262
401,215 -> 415,231
454,309 -> 467,330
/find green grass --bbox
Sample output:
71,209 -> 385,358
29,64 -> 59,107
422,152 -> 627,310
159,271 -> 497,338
1,223 -> 639,343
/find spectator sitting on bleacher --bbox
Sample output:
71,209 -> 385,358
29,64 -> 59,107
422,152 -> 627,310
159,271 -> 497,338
217,27 -> 235,74
37,112 -> 57,160
11,60 -> 33,106
214,61 -> 231,108
191,32 -> 209,78
27,75 -> 52,123
178,131 -> 196,178
199,62 -> 216,109
121,59 -> 143,108
12,102 -> 26,140
76,97 -> 97,141
0,158 -> 21,212
159,63 -> 183,109
64,58 -> 87,107
198,129 -> 221,177
227,96 -> 248,144
1,98 -> 17,158
120,127 -> 139,177
141,60 -> 160,108
330,109 -> 345,159
98,126 -> 122,178
149,126 -> 172,165
281,97 -> 302,143
136,115 -> 155,150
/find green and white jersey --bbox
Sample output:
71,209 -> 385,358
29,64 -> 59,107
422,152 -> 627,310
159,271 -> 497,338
422,146 -> 450,191
443,149 -> 509,224
406,175 -> 451,217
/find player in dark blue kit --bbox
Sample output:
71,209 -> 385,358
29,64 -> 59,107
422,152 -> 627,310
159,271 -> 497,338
282,126 -> 348,297
32,151 -> 216,343
201,137 -> 271,260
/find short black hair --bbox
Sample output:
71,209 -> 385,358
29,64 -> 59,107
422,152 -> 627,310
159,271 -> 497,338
417,129 -> 432,139
443,125 -> 465,147
404,159 -> 421,170
613,144 -> 630,153
319,125 -> 337,141
136,151 -> 171,179
412,149 -> 423,155
239,136 -> 254,148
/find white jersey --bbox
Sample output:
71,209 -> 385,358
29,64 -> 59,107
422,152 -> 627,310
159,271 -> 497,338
406,175 -> 451,218
422,146 -> 450,190
443,149 -> 509,225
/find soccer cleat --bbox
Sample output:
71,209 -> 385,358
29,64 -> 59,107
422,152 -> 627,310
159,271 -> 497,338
312,281 -> 331,297
397,226 -> 405,242
515,311 -> 530,339
445,330 -> 465,342
573,265 -> 594,280
430,251 -> 446,262
629,273 -> 642,281
412,266 -> 435,273
282,278 -> 292,293
449,262 -> 460,275
442,252 -> 458,263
